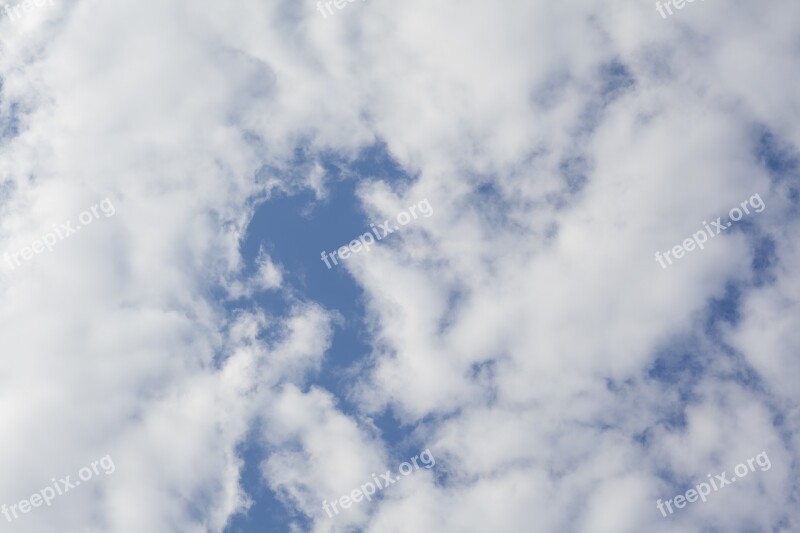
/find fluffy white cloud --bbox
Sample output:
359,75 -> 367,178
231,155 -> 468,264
0,0 -> 798,532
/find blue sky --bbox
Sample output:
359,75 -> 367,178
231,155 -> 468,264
224,145 -> 414,532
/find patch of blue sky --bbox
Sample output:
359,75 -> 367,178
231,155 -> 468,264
223,142 -> 419,532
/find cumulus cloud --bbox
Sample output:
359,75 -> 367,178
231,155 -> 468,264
0,0 -> 798,532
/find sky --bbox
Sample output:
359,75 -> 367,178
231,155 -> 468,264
0,1 -> 798,532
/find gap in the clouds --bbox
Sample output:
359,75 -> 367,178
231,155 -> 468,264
0,81 -> 22,140
751,236 -> 777,286
644,153 -> 789,403
647,339 -> 704,413
740,126 -> 799,286
223,142 -> 421,533
559,155 -> 590,195
575,59 -> 636,136
753,125 -> 799,189
225,422 -> 311,533
544,59 -> 636,208
470,181 -> 528,230
645,276 -> 773,443
238,142 -> 415,391
703,282 -> 741,331
646,283 -> 758,394
598,60 -> 637,104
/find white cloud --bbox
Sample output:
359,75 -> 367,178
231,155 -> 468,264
0,0 -> 798,532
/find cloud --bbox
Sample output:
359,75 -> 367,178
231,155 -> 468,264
0,0 -> 798,532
